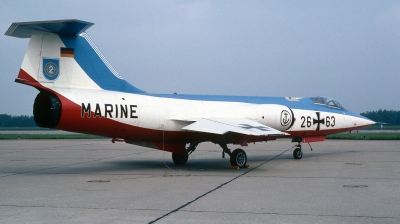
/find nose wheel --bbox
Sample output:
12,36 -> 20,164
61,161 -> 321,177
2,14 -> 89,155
291,138 -> 304,160
293,147 -> 303,159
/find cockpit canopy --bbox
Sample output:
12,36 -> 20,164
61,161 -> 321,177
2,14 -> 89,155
310,96 -> 345,110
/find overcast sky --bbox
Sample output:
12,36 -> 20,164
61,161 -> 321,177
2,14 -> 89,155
1,0 -> 399,115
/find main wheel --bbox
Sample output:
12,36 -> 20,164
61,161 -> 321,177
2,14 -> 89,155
172,153 -> 189,165
230,148 -> 247,168
293,148 -> 303,159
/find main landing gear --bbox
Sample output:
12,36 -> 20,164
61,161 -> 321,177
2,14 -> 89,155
171,153 -> 188,165
171,142 -> 198,165
218,142 -> 247,168
230,148 -> 247,168
171,142 -> 248,168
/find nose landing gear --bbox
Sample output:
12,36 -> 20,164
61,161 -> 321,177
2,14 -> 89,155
293,147 -> 303,159
292,138 -> 303,159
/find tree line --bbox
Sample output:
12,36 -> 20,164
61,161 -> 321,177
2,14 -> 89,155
360,110 -> 400,125
0,114 -> 37,127
1,110 -> 399,127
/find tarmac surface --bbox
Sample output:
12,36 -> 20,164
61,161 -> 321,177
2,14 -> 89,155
0,139 -> 399,223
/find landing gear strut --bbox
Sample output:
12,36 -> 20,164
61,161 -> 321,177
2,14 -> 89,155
218,143 -> 247,168
171,142 -> 198,165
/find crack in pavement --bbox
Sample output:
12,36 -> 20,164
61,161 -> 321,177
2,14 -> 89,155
148,146 -> 294,224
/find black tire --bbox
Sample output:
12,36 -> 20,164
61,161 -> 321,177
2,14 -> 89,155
172,153 -> 188,165
230,148 -> 247,168
293,148 -> 303,159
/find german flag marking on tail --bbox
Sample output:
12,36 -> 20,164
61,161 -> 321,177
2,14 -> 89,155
61,47 -> 74,57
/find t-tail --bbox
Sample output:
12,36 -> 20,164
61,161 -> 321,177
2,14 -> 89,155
5,19 -> 144,94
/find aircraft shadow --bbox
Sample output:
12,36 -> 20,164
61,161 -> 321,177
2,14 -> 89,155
13,149 -> 356,175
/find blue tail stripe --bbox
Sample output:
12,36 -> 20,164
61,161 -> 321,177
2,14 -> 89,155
60,35 -> 145,93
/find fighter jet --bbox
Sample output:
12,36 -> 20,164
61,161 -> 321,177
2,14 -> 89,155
5,20 -> 375,168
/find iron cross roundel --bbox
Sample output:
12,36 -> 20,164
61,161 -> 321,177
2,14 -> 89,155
313,112 -> 325,131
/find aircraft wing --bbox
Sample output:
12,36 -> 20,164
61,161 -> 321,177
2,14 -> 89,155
181,118 -> 287,136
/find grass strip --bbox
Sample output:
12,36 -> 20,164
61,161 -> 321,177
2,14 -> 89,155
360,124 -> 400,130
0,134 -> 106,140
327,132 -> 400,140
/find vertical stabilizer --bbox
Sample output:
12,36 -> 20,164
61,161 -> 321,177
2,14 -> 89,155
5,19 -> 145,93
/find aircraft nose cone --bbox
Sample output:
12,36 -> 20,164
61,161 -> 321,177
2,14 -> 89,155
355,115 -> 375,127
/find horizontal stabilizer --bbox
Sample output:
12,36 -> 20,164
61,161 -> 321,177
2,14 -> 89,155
5,19 -> 93,38
182,118 -> 287,136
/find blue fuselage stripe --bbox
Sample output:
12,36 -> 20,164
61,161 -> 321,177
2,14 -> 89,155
147,93 -> 369,119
